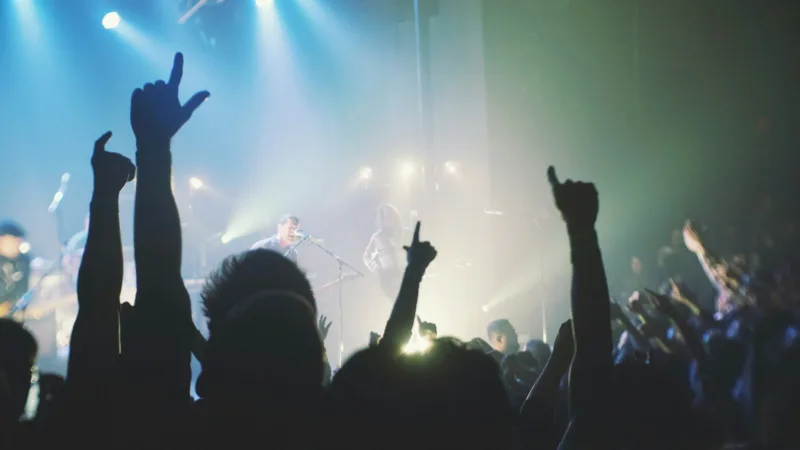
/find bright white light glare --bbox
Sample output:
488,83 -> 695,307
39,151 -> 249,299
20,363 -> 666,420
400,163 -> 415,180
255,0 -> 272,7
444,161 -> 458,175
19,242 -> 30,254
358,166 -> 373,181
220,233 -> 232,244
403,338 -> 431,354
102,12 -> 121,30
189,177 -> 204,190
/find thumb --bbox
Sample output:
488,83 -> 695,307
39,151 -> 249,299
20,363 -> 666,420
546,166 -> 560,188
181,90 -> 210,121
94,131 -> 113,156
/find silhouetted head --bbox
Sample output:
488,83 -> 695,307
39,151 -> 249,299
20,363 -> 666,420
195,291 -> 324,447
0,319 -> 37,425
331,338 -> 513,450
198,291 -> 323,403
201,248 -> 316,336
487,319 -> 519,355
611,362 -> 713,450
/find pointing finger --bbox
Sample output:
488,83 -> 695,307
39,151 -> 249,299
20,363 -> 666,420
412,221 -> 421,244
168,52 -> 184,88
546,166 -> 560,188
94,131 -> 113,155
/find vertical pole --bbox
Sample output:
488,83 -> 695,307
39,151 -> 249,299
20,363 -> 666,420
413,0 -> 435,217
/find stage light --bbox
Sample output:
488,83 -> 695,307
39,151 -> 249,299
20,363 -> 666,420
255,0 -> 272,7
400,162 -> 415,180
19,242 -> 30,254
358,166 -> 373,181
444,161 -> 458,175
220,233 -> 232,244
102,12 -> 121,30
189,177 -> 204,190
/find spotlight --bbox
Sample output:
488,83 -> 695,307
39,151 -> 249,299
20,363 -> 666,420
102,11 -> 121,30
220,233 -> 232,244
444,161 -> 458,175
358,166 -> 373,181
255,0 -> 272,7
400,162 -> 415,180
189,177 -> 204,190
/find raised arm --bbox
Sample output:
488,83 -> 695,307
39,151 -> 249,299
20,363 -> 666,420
125,52 -> 209,399
69,132 -> 135,375
546,167 -> 612,448
380,222 -> 436,355
66,132 -> 135,427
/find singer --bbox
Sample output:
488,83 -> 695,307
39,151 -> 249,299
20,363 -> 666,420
250,214 -> 302,264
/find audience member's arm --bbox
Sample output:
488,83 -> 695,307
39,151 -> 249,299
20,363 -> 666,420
519,320 -> 573,449
66,132 -> 135,409
125,52 -> 209,399
381,222 -> 436,355
546,167 -> 612,449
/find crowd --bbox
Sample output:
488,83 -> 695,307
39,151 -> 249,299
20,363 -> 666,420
1,52 -> 799,450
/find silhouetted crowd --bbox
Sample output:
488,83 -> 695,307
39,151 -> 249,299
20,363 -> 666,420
2,53 -> 799,450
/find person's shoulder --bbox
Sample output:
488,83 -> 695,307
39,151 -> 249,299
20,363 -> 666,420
250,237 -> 275,249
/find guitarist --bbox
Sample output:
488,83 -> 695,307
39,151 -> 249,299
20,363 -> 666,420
362,204 -> 406,300
0,222 -> 30,318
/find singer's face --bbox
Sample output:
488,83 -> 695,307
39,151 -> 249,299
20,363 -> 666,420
278,220 -> 299,241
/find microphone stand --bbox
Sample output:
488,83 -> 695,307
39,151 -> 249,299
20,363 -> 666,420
11,192 -> 71,320
288,235 -> 364,368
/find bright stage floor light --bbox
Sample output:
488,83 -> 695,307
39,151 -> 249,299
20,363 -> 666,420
102,12 -> 121,30
255,0 -> 273,7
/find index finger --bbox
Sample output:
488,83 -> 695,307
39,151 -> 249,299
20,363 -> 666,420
412,221 -> 421,243
546,166 -> 560,188
168,52 -> 184,88
94,131 -> 113,155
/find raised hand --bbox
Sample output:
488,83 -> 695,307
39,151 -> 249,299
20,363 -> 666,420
547,166 -> 599,230
317,314 -> 332,341
416,315 -> 438,339
682,220 -> 705,254
130,52 -> 209,146
551,319 -> 575,359
403,221 -> 437,271
92,131 -> 136,193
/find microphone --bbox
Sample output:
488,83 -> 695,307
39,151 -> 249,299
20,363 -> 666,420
48,173 -> 71,213
294,230 -> 323,243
